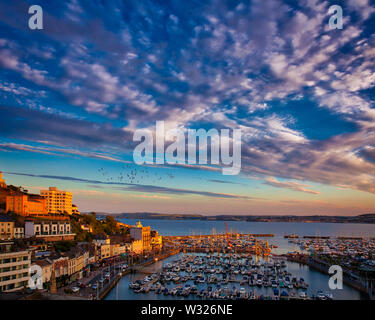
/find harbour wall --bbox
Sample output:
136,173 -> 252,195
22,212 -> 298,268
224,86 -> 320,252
285,254 -> 371,298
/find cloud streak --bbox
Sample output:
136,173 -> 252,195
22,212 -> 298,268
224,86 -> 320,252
0,0 -> 375,207
4,171 -> 252,200
264,177 -> 320,195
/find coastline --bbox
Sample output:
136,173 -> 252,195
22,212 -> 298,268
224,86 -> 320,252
108,213 -> 375,225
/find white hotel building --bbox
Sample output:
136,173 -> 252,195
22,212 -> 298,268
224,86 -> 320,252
41,187 -> 73,215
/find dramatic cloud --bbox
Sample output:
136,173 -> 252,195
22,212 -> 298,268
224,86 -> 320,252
264,177 -> 320,195
4,171 -> 252,200
0,0 -> 375,205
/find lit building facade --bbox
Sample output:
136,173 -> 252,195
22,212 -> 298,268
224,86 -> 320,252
40,187 -> 73,215
0,172 -> 6,189
25,220 -> 74,241
151,230 -> 163,250
0,241 -> 32,292
6,194 -> 47,216
130,221 -> 151,252
72,204 -> 80,215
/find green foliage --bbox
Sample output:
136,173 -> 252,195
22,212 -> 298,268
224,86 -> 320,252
69,213 -> 128,239
102,215 -> 118,235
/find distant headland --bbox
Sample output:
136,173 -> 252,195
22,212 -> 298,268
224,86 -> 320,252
100,212 -> 375,224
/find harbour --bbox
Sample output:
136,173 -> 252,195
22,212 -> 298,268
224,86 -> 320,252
102,219 -> 375,300
105,251 -> 367,300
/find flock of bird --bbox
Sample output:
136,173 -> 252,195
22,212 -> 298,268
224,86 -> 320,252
98,165 -> 175,184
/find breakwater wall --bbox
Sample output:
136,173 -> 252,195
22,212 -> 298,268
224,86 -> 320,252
286,254 -> 371,298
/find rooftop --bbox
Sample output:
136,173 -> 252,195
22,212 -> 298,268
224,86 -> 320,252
0,214 -> 14,223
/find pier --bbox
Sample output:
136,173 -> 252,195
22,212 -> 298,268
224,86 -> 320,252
285,253 -> 374,298
164,233 -> 274,240
164,233 -> 273,256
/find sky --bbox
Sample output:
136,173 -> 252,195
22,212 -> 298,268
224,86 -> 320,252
0,0 -> 375,215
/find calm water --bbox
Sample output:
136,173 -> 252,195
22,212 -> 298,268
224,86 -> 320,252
106,219 -> 375,300
119,219 -> 375,254
105,253 -> 367,300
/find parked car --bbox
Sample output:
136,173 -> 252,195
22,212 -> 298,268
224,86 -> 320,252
71,287 -> 80,293
92,284 -> 98,290
99,278 -> 104,283
79,283 -> 86,288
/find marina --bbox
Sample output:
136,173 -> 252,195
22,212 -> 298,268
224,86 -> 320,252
102,220 -> 375,300
105,252 -> 366,300
128,253 -> 314,300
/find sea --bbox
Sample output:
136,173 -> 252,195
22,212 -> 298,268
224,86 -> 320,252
104,219 -> 375,300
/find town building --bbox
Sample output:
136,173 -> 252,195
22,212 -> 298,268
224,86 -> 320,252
33,259 -> 53,288
40,187 -> 73,215
25,219 -> 74,241
110,242 -> 126,257
76,242 -> 97,267
151,230 -> 163,250
131,239 -> 143,254
6,193 -> 47,216
13,222 -> 24,239
72,204 -> 80,215
99,243 -> 111,260
0,215 -> 14,240
0,171 -> 6,189
80,224 -> 92,232
0,241 -> 32,292
48,256 -> 69,287
93,234 -> 110,246
0,188 -> 11,212
130,221 -> 151,252
65,247 -> 88,282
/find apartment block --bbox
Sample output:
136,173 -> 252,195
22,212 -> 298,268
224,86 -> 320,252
25,220 -> 74,241
0,241 -> 32,292
130,221 -> 151,252
40,187 -> 73,215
